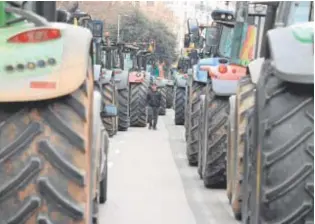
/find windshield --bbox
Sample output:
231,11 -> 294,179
205,27 -> 219,47
290,1 -> 313,24
218,25 -> 234,58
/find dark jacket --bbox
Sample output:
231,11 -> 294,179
147,89 -> 161,107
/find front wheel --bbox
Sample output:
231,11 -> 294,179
0,77 -> 94,223
203,91 -> 229,188
174,87 -> 185,125
159,87 -> 167,116
166,85 -> 174,109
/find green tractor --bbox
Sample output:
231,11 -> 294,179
0,1 -> 116,223
226,2 -> 314,223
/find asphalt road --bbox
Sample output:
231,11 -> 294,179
99,109 -> 240,224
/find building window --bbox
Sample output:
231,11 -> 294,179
147,1 -> 154,6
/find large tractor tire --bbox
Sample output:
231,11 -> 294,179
241,108 -> 255,224
166,85 -> 174,109
203,88 -> 229,188
117,88 -> 130,131
0,77 -> 94,223
174,87 -> 186,125
102,82 -> 118,137
231,76 -> 255,220
129,82 -> 148,127
244,64 -> 314,224
197,95 -> 206,179
186,81 -> 206,166
159,87 -> 167,116
185,86 -> 190,141
227,95 -> 236,204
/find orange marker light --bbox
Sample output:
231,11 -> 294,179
218,64 -> 227,73
30,81 -> 56,89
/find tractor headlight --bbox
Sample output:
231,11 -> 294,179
221,14 -> 226,19
228,15 -> 232,20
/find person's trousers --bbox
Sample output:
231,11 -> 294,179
147,106 -> 159,128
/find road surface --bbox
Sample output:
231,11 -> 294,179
99,109 -> 240,224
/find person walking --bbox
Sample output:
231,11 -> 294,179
147,83 -> 161,130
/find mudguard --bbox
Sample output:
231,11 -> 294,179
129,71 -> 146,83
114,69 -> 129,90
248,58 -> 265,84
267,22 -> 314,84
156,78 -> 167,87
212,79 -> 238,96
175,74 -> 187,88
0,22 -> 92,102
99,69 -> 113,85
166,79 -> 174,86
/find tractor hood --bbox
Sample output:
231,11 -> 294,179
0,22 -> 92,102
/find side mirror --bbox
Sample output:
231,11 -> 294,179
100,104 -> 117,118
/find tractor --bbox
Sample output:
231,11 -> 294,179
0,1 -> 116,223
227,2 -> 314,223
98,33 -> 120,137
184,14 -> 229,166
198,2 -> 257,194
128,46 -> 151,127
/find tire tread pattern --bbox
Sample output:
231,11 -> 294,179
0,81 -> 92,224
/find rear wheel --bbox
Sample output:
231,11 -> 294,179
174,87 -> 185,125
159,87 -> 166,116
246,62 -> 314,224
117,88 -> 130,131
186,81 -> 206,166
102,82 -> 118,137
203,89 -> 228,188
231,76 -> 255,220
129,83 -> 148,127
0,77 -> 94,223
185,86 -> 190,141
197,95 -> 206,179
166,85 -> 174,109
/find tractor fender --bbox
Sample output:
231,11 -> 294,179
0,22 -> 92,102
175,76 -> 187,88
156,79 -> 167,87
193,65 -> 208,83
114,70 -> 129,90
267,22 -> 314,84
166,79 -> 174,86
248,58 -> 265,84
129,71 -> 146,83
99,69 -> 113,85
212,79 -> 238,96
